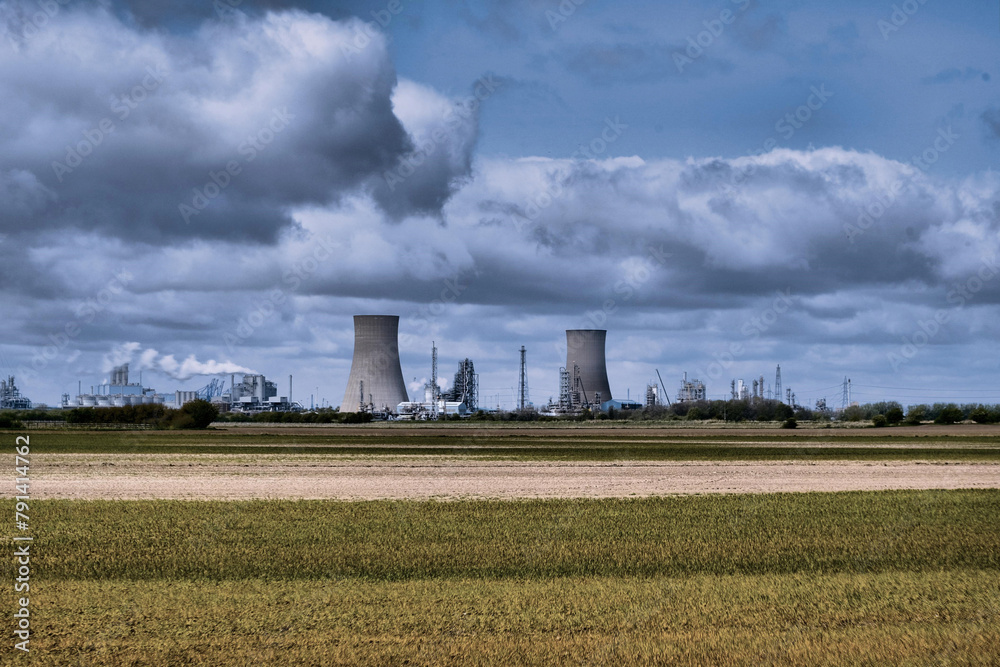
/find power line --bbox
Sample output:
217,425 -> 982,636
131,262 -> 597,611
854,383 -> 1000,393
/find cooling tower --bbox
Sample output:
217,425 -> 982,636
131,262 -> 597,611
342,315 -> 409,412
566,329 -> 613,407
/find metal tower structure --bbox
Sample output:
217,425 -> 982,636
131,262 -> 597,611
446,359 -> 478,411
841,377 -> 850,410
558,367 -> 571,410
431,341 -> 439,420
517,346 -> 528,411
775,365 -> 783,404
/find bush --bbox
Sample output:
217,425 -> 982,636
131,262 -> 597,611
885,407 -> 904,425
842,406 -> 865,422
969,407 -> 997,424
872,414 -> 888,428
161,400 -> 218,429
341,412 -> 373,424
905,406 -> 927,425
781,418 -> 797,429
0,414 -> 23,429
934,404 -> 964,425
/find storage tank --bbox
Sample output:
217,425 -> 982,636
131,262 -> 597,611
565,329 -> 613,407
341,315 -> 409,412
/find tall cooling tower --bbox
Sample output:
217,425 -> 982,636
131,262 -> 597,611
566,329 -> 613,407
342,315 -> 409,412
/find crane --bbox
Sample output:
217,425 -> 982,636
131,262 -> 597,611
655,369 -> 672,406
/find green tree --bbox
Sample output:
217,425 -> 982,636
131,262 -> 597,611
934,404 -> 964,425
872,414 -> 888,428
166,400 -> 219,429
905,405 -> 927,425
842,406 -> 865,422
885,407 -> 904,425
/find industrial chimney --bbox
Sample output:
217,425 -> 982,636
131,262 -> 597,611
341,315 -> 409,412
566,329 -> 613,408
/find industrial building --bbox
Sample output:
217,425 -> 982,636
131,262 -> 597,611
62,364 -> 165,408
542,329 -> 615,415
220,373 -> 299,413
396,383 -> 470,419
341,315 -> 409,413
0,376 -> 32,410
444,358 -> 478,411
565,329 -> 613,408
677,372 -> 707,402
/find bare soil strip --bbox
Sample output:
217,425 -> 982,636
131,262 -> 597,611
33,456 -> 1000,500
210,424 -> 1000,437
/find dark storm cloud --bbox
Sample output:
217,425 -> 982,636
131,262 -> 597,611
983,107 -> 1000,140
729,12 -> 786,52
0,4 -> 473,244
562,42 -> 732,84
921,67 -> 991,85
107,0 -> 415,29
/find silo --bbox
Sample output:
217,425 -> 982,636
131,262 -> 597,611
341,315 -> 409,412
566,329 -> 613,407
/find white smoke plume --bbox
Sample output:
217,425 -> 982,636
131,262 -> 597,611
408,377 -> 449,395
102,342 -> 256,381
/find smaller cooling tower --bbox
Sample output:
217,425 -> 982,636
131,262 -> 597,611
342,315 -> 409,412
566,329 -> 613,407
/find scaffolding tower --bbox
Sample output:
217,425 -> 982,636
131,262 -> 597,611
517,346 -> 528,411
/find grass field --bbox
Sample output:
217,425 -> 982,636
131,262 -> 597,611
10,490 -> 1000,665
23,428 -> 1000,461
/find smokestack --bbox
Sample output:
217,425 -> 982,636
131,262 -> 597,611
566,329 -> 612,407
289,375 -> 293,404
342,315 -> 408,412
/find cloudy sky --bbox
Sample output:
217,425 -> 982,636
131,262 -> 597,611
1,0 -> 999,409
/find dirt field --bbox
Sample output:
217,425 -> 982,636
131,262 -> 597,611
211,423 -> 1000,437
33,454 -> 1000,500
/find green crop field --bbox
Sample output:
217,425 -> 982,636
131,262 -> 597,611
8,490 -> 1000,665
22,428 -> 1000,461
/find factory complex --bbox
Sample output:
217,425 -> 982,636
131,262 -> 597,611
6,314 -> 811,420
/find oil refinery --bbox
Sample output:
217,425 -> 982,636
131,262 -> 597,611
6,315 -> 827,421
